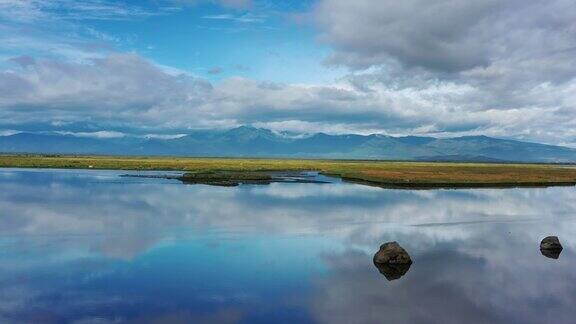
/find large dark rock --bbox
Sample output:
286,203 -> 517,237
540,236 -> 563,259
373,242 -> 412,265
373,242 -> 412,281
540,236 -> 563,251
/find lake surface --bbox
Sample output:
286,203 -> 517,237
1,168 -> 575,323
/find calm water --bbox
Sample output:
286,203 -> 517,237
1,168 -> 576,323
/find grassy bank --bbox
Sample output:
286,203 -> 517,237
1,154 -> 576,188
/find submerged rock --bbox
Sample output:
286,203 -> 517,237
540,236 -> 563,251
540,236 -> 563,259
374,262 -> 412,281
540,248 -> 562,259
373,242 -> 412,265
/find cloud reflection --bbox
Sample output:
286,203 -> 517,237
1,169 -> 576,322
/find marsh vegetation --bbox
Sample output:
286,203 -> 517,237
1,154 -> 576,188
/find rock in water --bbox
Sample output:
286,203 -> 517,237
540,236 -> 563,259
373,241 -> 412,265
540,236 -> 563,251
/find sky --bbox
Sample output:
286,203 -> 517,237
0,0 -> 575,145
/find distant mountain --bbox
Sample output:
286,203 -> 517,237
1,126 -> 576,163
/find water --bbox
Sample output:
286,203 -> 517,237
0,168 -> 575,323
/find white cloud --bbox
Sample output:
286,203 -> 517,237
202,13 -> 266,23
1,52 -> 576,145
0,0 -> 575,145
143,133 -> 187,140
0,0 -> 162,23
315,0 -> 576,73
0,129 -> 20,136
310,0 -> 576,144
55,130 -> 126,139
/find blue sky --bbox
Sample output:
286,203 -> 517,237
1,0 -> 576,145
0,0 -> 338,83
83,0 -> 341,83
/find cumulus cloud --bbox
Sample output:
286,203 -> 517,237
311,0 -> 576,144
1,0 -> 576,144
0,54 -> 383,130
0,54 -> 210,127
315,0 -> 576,73
1,52 -> 575,144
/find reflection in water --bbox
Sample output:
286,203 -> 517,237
541,248 -> 562,259
1,169 -> 576,323
373,262 -> 412,281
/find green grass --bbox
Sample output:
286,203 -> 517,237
179,170 -> 272,186
1,154 -> 576,188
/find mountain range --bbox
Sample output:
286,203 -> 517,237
1,126 -> 576,163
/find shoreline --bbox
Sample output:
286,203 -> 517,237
1,154 -> 576,189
